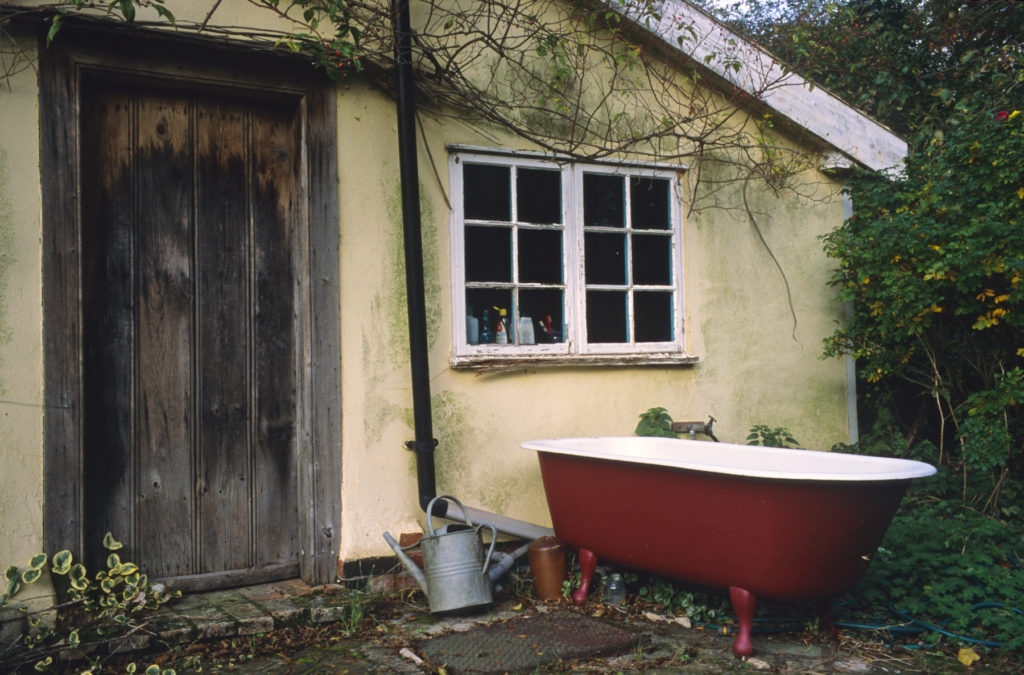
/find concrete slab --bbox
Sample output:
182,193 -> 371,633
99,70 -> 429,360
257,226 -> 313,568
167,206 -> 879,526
765,641 -> 825,657
237,579 -> 314,603
194,642 -> 421,674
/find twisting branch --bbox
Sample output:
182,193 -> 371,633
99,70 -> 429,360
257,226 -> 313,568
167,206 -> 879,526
3,0 -> 834,200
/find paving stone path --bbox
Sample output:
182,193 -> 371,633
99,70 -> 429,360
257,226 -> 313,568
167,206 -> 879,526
104,579 -> 953,673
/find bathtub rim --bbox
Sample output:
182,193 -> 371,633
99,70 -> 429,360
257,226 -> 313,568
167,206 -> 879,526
521,436 -> 937,483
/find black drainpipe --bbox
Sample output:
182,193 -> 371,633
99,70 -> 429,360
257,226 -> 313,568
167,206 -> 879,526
392,0 -> 445,518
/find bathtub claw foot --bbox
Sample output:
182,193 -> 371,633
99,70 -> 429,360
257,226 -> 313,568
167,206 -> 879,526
729,586 -> 756,658
572,548 -> 597,604
818,599 -> 838,640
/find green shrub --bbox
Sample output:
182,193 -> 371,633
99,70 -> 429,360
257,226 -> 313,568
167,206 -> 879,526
846,496 -> 1024,650
822,106 -> 1024,513
1,533 -> 180,673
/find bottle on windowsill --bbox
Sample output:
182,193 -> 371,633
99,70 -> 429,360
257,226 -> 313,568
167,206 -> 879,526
493,306 -> 510,344
480,308 -> 492,344
466,306 -> 479,345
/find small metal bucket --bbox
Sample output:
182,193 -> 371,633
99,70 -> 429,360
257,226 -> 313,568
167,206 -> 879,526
421,494 -> 497,614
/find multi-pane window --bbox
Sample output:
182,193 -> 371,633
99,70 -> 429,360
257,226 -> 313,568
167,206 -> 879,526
449,150 -> 690,365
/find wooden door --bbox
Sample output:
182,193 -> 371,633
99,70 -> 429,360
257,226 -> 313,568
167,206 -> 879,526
78,81 -> 304,586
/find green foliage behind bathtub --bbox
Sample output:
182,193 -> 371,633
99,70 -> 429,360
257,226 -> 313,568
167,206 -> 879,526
745,424 -> 801,448
845,495 -> 1024,651
634,407 -> 679,438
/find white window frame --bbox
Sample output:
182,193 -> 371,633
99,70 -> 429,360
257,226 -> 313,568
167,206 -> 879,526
448,146 -> 696,368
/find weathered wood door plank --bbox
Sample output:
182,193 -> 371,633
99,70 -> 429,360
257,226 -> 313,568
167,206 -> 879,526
133,92 -> 196,578
252,103 -> 303,568
195,99 -> 256,575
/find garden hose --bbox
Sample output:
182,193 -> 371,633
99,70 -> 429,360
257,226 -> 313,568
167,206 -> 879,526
830,601 -> 1024,649
691,599 -> 1023,649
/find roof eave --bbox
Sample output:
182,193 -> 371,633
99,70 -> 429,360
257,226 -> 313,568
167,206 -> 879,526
614,0 -> 907,172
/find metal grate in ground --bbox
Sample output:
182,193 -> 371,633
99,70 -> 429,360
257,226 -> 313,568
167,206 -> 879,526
417,611 -> 638,673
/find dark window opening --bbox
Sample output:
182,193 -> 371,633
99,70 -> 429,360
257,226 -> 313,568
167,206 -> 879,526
456,156 -> 681,357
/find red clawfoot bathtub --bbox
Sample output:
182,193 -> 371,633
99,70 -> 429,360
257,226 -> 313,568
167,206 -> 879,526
521,437 -> 935,657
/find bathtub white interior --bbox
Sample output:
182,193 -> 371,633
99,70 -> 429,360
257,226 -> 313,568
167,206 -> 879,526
521,437 -> 937,482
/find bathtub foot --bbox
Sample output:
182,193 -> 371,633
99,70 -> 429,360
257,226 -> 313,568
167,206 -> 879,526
818,599 -> 838,640
572,548 -> 597,604
729,586 -> 756,658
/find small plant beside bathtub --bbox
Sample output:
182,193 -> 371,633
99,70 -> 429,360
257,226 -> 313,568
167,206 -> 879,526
637,577 -> 729,625
745,424 -> 801,448
634,407 -> 679,438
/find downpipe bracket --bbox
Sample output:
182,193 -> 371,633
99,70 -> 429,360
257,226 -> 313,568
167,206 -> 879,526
405,439 -> 439,453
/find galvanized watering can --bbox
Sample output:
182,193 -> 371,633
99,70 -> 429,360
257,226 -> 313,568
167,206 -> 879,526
383,495 -> 498,614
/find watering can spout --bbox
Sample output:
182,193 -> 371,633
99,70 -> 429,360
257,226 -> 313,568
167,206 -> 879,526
383,531 -> 428,592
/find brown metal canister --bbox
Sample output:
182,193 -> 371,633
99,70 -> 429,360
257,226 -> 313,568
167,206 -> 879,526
528,536 -> 567,600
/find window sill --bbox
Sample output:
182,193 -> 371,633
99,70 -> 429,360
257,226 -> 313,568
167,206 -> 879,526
449,352 -> 700,371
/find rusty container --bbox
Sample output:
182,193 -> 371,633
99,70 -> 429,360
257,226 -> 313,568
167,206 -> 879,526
528,536 -> 567,600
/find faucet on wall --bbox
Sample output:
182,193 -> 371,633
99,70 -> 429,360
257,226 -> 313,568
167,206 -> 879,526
671,416 -> 718,441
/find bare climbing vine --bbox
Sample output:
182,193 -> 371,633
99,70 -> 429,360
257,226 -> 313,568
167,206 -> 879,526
2,0 -> 840,335
2,0 -> 832,200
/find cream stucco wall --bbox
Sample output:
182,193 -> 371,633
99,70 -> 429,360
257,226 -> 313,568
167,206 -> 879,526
335,80 -> 850,560
0,0 -> 854,576
0,28 -> 46,576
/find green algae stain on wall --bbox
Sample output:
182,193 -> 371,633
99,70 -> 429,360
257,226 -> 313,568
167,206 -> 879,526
378,181 -> 412,371
417,389 -> 535,516
0,149 -> 17,397
398,390 -> 478,485
382,178 -> 442,356
427,390 -> 478,489
363,177 -> 442,445
362,391 -> 408,447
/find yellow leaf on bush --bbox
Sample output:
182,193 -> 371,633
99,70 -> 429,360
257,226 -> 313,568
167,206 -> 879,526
958,646 -> 980,666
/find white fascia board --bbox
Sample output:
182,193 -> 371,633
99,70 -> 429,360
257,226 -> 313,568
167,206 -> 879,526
614,0 -> 907,172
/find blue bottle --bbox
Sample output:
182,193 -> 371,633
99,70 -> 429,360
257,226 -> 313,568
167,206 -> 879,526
480,308 -> 492,343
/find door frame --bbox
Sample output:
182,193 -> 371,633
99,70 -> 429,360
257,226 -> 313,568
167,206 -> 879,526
39,24 -> 342,587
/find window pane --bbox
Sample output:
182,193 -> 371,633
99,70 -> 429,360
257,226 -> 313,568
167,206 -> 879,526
632,234 -> 672,285
635,291 -> 673,342
464,163 -> 511,221
466,288 -> 514,344
517,168 -> 561,224
586,291 -> 627,343
465,226 -> 512,282
583,173 -> 624,228
519,289 -> 564,344
630,177 -> 670,230
519,229 -> 563,284
585,232 -> 626,285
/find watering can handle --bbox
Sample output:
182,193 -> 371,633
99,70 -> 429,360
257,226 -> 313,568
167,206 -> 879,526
477,522 -> 498,574
425,494 -> 473,536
